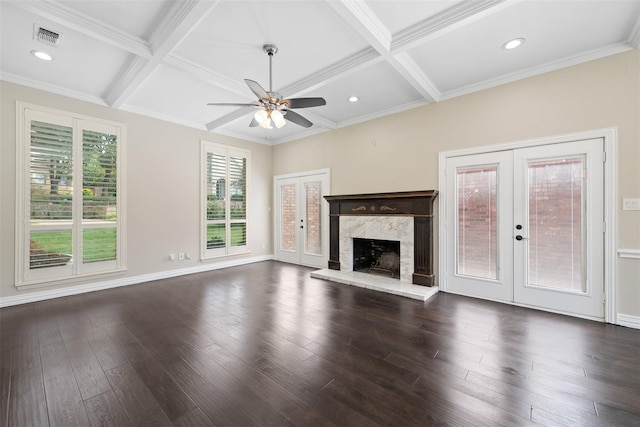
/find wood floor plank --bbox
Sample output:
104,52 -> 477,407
0,332 -> 13,427
8,332 -> 48,427
39,331 -> 90,427
171,408 -> 214,427
104,364 -> 173,427
84,390 -> 132,427
104,324 -> 197,421
1,261 -> 638,426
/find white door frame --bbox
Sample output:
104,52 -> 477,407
273,168 -> 330,267
438,128 -> 618,323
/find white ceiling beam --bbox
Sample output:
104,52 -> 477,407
15,0 -> 151,58
280,47 -> 382,97
327,0 -> 391,54
164,54 -> 250,97
390,53 -> 441,102
391,0 -> 512,52
206,108 -> 255,131
105,0 -> 220,108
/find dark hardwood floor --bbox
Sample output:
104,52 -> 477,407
1,261 -> 639,426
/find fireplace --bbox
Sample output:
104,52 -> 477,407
353,238 -> 401,278
322,190 -> 438,286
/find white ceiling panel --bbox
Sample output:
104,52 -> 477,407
311,60 -> 425,124
1,0 -> 638,144
409,0 -> 640,94
56,0 -> 174,40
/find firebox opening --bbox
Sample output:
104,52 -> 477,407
353,238 -> 401,279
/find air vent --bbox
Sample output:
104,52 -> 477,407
33,24 -> 63,47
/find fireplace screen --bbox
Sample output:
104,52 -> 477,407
353,238 -> 401,279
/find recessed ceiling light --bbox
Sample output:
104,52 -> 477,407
348,96 -> 359,102
31,50 -> 53,61
502,38 -> 525,50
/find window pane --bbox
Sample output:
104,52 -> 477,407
230,223 -> 247,247
30,121 -> 73,222
305,181 -> 322,255
457,165 -> 498,280
206,224 -> 226,249
207,153 -> 226,220
83,130 -> 117,222
229,156 -> 246,220
528,158 -> 585,292
83,228 -> 116,263
281,184 -> 296,251
30,230 -> 72,269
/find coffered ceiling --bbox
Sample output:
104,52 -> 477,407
2,0 -> 639,144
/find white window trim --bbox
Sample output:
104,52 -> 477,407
200,140 -> 250,260
15,102 -> 127,288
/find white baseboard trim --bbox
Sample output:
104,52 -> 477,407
617,313 -> 640,329
0,255 -> 274,308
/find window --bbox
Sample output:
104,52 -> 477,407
16,103 -> 125,286
201,141 -> 249,258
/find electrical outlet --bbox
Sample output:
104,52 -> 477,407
178,252 -> 185,261
622,198 -> 640,211
169,254 -> 176,261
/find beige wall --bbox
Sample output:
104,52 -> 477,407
1,81 -> 273,299
273,50 -> 640,318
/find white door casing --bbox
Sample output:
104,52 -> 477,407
439,129 -> 617,322
274,169 -> 330,268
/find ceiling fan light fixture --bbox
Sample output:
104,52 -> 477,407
503,38 -> 525,50
271,109 -> 286,128
348,96 -> 359,102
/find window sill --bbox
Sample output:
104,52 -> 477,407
15,268 -> 127,291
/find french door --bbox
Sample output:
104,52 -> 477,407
445,139 -> 605,319
275,170 -> 329,268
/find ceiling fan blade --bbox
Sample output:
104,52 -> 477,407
207,102 -> 259,107
284,110 -> 313,128
249,117 -> 259,127
281,97 -> 326,109
245,79 -> 270,101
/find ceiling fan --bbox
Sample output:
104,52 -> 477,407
207,44 -> 326,129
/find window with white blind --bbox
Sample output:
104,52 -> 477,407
16,103 -> 125,287
201,141 -> 249,258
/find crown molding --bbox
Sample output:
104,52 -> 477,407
392,0 -> 510,52
336,99 -> 428,129
119,104 -> 207,132
1,73 -> 108,106
16,0 -> 151,57
440,42 -> 633,101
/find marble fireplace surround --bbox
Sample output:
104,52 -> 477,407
311,191 -> 439,301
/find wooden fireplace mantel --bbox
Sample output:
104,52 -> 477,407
324,190 -> 439,286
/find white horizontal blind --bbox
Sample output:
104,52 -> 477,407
202,142 -> 249,258
17,104 -> 125,286
29,120 -> 74,270
82,128 -> 118,264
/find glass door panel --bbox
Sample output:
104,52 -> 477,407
456,166 -> 498,280
527,157 -> 585,292
304,181 -> 322,256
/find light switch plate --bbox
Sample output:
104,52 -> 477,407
622,198 -> 640,210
